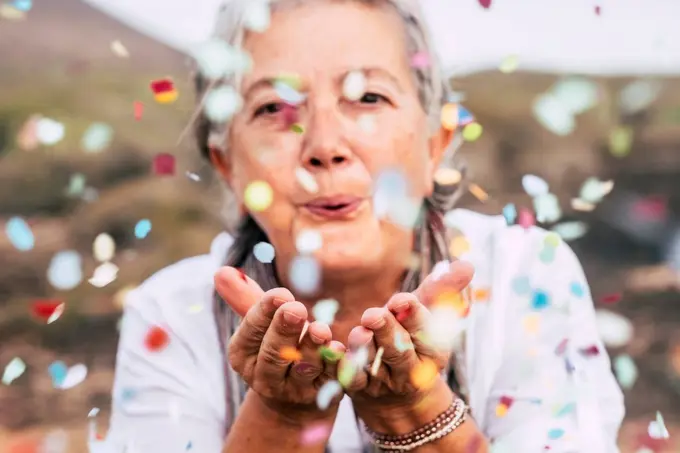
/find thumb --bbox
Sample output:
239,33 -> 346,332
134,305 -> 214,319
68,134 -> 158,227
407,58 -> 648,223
214,267 -> 265,317
413,260 -> 475,307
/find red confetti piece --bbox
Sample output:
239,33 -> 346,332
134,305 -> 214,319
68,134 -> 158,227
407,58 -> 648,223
478,0 -> 492,9
579,345 -> 600,357
499,395 -> 514,408
632,197 -> 667,222
153,153 -> 175,175
150,78 -> 174,95
144,325 -> 170,352
133,101 -> 144,121
518,208 -> 535,230
31,300 -> 63,322
599,293 -> 622,304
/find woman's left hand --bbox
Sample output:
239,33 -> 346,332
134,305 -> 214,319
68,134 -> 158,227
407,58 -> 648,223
341,260 -> 474,424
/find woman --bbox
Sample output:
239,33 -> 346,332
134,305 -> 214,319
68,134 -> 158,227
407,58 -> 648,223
100,0 -> 625,452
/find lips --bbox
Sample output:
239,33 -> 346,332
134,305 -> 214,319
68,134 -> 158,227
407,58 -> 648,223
303,195 -> 364,219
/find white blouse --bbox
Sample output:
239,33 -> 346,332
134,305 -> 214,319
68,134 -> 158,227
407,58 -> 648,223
94,209 -> 625,453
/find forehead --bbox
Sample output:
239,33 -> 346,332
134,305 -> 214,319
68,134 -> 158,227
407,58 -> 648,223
240,1 -> 411,87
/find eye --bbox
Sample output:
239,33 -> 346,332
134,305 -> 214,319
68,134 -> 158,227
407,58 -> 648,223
359,92 -> 389,104
254,102 -> 284,117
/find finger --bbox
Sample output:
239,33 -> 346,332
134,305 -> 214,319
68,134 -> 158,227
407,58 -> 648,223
214,266 -> 265,317
361,307 -> 418,376
229,288 -> 296,356
290,321 -> 332,383
320,340 -> 346,381
256,301 -> 309,385
340,327 -> 375,392
413,260 -> 475,308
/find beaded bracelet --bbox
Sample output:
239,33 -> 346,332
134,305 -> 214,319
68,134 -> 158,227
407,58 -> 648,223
365,398 -> 468,452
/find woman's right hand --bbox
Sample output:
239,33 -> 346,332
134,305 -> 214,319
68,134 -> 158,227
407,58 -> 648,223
215,267 -> 346,421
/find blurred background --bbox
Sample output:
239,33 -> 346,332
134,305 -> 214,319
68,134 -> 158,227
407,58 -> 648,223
1,0 -> 679,452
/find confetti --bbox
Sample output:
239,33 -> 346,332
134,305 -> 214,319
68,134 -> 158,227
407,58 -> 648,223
499,55 -> 519,73
531,289 -> 550,310
434,167 -> 462,186
579,178 -> 614,204
544,232 -> 561,248
291,123 -> 305,134
395,330 -> 414,352
373,169 -> 408,218
280,346 -> 302,362
502,203 -> 517,225
370,347 -> 384,376
569,282 -> 585,298
512,275 -> 531,295
600,293 -> 622,304
620,80 -> 661,115
81,123 -> 114,153
457,105 -> 475,126
48,361 -> 67,388
47,250 -> 83,291
468,183 -> 489,202
296,229 -> 323,254
290,255 -> 320,295
552,77 -> 599,115
522,313 -> 540,334
89,262 -> 119,288
410,51 -> 430,68
571,198 -> 595,212
153,153 -> 176,176
2,357 -> 26,385
316,380 -> 342,410
517,208 -> 535,229
538,246 -> 555,264
522,174 -> 549,197
274,80 -> 306,105
244,180 -> 274,212
613,354 -> 638,389
312,299 -> 339,324
462,122 -> 483,141
0,3 -> 25,19
532,93 -> 574,136
410,359 -> 439,390
253,242 -> 275,263
60,363 -> 88,389
440,103 -> 459,131
185,171 -> 201,182
36,117 -> 65,145
648,412 -> 669,440
145,326 -> 170,352
110,40 -> 129,58
548,428 -> 565,440
31,300 -> 64,323
93,233 -> 115,262
478,0 -> 492,9
65,173 -> 87,197
595,309 -> 633,348
133,101 -> 144,120
193,39 -> 252,79
319,346 -> 344,362
6,217 -> 34,251
357,114 -> 376,133
533,193 -> 561,223
204,86 -> 243,122
551,221 -> 588,241
134,219 -> 152,239
150,78 -> 178,104
243,0 -> 271,32
473,288 -> 490,302
609,125 -> 634,157
301,422 -> 332,446
448,235 -> 470,258
295,167 -> 318,193
342,71 -> 366,101
338,360 -> 358,388
88,408 -> 100,418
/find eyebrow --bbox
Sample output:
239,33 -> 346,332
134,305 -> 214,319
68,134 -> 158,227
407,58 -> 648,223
242,66 -> 404,103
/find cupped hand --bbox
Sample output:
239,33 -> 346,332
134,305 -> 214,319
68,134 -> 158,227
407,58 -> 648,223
340,261 -> 475,414
215,267 -> 346,418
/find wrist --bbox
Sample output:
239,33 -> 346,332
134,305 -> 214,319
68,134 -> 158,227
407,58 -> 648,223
253,391 -> 340,428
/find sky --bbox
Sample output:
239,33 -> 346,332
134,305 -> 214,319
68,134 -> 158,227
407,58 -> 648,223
82,0 -> 680,76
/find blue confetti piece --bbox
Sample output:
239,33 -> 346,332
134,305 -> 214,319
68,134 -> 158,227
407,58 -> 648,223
531,289 -> 550,309
502,203 -> 517,225
48,361 -> 68,388
47,250 -> 83,290
555,402 -> 576,417
565,357 -> 576,374
511,275 -> 531,295
186,441 -> 192,450
539,247 -> 555,264
6,217 -> 34,251
569,282 -> 585,298
134,219 -> 152,239
458,105 -> 474,126
548,428 -> 565,440
120,387 -> 137,402
12,0 -> 32,11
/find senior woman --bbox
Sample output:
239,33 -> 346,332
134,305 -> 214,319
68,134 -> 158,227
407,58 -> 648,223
101,0 -> 625,452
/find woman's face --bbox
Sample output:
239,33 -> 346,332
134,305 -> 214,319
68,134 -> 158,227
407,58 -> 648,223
221,1 -> 451,280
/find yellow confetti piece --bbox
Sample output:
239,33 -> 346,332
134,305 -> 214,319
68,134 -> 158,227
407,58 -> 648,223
370,347 -> 384,377
448,235 -> 470,258
291,123 -> 305,134
410,359 -> 439,390
0,4 -> 25,20
462,122 -> 483,142
609,125 -> 633,157
544,232 -> 561,248
440,103 -> 459,131
244,180 -> 273,212
468,183 -> 489,202
434,168 -> 462,186
113,285 -> 137,310
523,313 -> 541,334
280,346 -> 302,362
495,403 -> 509,417
338,361 -> 357,388
434,291 -> 469,317
499,55 -> 519,74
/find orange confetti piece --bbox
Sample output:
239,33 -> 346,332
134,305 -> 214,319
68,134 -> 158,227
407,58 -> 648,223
468,183 -> 489,202
473,287 -> 490,302
440,103 -> 459,131
410,359 -> 439,390
280,346 -> 302,362
495,403 -> 509,417
435,290 -> 470,317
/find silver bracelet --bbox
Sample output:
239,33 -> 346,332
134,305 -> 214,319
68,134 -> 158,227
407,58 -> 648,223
368,398 -> 468,452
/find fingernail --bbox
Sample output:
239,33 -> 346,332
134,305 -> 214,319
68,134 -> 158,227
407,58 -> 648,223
368,315 -> 386,329
310,333 -> 326,345
396,307 -> 413,323
284,310 -> 303,325
390,301 -> 410,313
273,298 -> 288,307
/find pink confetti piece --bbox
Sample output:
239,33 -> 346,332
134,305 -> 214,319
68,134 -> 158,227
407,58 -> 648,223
478,0 -> 492,9
134,101 -> 144,121
518,208 -> 535,229
153,153 -> 175,176
595,5 -> 601,15
579,345 -> 600,357
410,51 -> 431,69
555,338 -> 569,355
301,422 -> 332,446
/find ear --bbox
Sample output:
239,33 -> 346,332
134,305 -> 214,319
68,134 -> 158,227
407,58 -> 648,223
425,125 -> 455,191
209,147 -> 233,187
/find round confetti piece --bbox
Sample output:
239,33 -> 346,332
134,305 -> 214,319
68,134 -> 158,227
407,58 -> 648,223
110,40 -> 129,58
522,174 -> 549,197
512,275 -> 531,295
548,428 -> 565,440
280,346 -> 302,362
2,357 -> 26,385
551,221 -> 588,241
243,0 -> 271,32
89,262 -> 119,288
440,103 -> 459,131
539,247 -> 555,264
448,235 -> 470,258
434,167 -> 462,186
478,0 -> 492,8
499,55 -> 519,73
473,288 -> 490,302
620,79 -> 661,115
316,380 -> 342,410
205,86 -> 243,122
244,180 -> 274,212
12,0 -> 32,11
495,403 -> 509,417
144,326 -> 170,352
544,232 -> 561,248
134,219 -> 152,239
579,177 -> 614,204
609,125 -> 634,157
522,313 -> 541,334
595,309 -> 633,348
613,354 -> 638,390
410,51 -> 430,69
253,241 -> 275,263
502,203 -> 517,225
410,359 -> 439,390
81,123 -> 114,153
532,93 -> 574,136
295,167 -> 318,193
290,255 -> 320,295
36,117 -> 65,145
531,289 -> 550,310
47,250 -> 82,291
312,299 -> 339,325
533,193 -> 562,223
342,71 -> 366,101
552,77 -> 599,115
93,233 -> 115,262
296,229 -> 322,254
48,361 -> 67,388
462,122 -> 483,141
517,208 -> 535,229
569,282 -> 585,298
6,217 -> 34,251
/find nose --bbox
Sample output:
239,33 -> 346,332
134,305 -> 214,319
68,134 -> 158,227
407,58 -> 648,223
300,104 -> 352,172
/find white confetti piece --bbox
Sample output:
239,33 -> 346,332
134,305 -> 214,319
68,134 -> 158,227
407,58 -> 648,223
185,171 -> 201,182
134,219 -> 152,239
316,380 -> 342,410
36,117 -> 65,145
88,408 -> 100,418
551,77 -> 599,115
40,428 -> 69,453
370,346 -> 384,377
93,233 -> 115,262
243,0 -> 271,32
595,309 -> 633,348
521,174 -> 549,197
47,303 -> 65,324
387,197 -> 422,229
613,354 -> 638,390
579,177 -> 614,204
110,40 -> 129,58
350,346 -> 370,369
424,306 -> 464,350
295,167 -> 318,193
551,221 -> 588,241
6,216 -> 34,251
81,123 -> 114,153
253,242 -> 275,263
571,198 -> 596,212
204,86 -> 243,123
532,93 -> 575,136
648,412 -> 669,440
193,40 -> 252,79
620,80 -> 661,115
296,229 -> 322,254
89,262 -> 119,288
312,299 -> 339,325
342,71 -> 366,101
2,357 -> 26,385
274,81 -> 305,105
56,364 -> 87,389
290,255 -> 320,295
533,193 -> 562,223
47,250 -> 83,291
